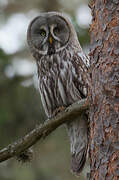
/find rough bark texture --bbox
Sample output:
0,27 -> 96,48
89,0 -> 119,180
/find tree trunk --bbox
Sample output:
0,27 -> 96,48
89,0 -> 119,180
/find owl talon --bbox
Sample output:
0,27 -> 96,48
53,106 -> 66,117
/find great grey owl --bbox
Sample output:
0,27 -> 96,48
27,12 -> 88,175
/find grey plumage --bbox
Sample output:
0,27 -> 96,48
27,12 -> 88,175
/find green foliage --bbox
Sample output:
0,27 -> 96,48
71,17 -> 90,46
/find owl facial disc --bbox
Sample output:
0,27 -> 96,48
27,13 -> 70,55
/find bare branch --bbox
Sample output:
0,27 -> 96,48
0,98 -> 89,163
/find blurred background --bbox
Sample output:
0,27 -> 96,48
0,0 -> 91,179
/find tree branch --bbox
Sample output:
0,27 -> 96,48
0,98 -> 89,163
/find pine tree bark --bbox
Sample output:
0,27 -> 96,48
89,0 -> 119,179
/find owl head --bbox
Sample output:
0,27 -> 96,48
27,12 -> 79,56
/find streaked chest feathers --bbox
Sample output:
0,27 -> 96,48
37,51 -> 85,117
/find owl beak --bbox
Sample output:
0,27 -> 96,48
49,36 -> 53,44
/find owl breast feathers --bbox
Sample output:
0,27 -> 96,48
27,12 -> 88,176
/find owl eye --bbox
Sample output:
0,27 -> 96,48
39,29 -> 46,37
53,27 -> 60,35
35,28 -> 46,37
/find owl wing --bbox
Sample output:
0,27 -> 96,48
69,51 -> 89,100
65,50 -> 89,175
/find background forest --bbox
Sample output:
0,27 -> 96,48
0,0 -> 91,179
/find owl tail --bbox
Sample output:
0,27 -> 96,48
66,113 -> 88,176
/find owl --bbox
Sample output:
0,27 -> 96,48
27,12 -> 88,175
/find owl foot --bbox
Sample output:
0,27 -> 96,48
52,106 -> 66,117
